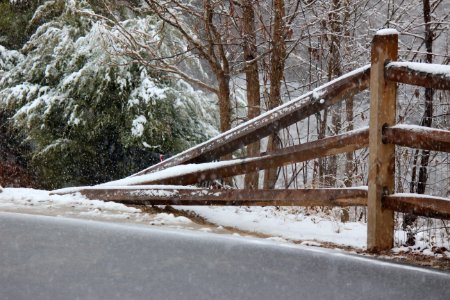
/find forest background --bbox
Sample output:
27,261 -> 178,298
0,0 -> 448,214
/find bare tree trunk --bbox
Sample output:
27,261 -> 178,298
328,105 -> 341,186
417,0 -> 433,195
341,97 -> 353,222
404,0 -> 434,243
317,110 -> 328,186
344,97 -> 354,188
341,0 -> 353,222
217,72 -> 233,186
326,0 -> 342,187
202,0 -> 233,185
243,0 -> 260,189
217,73 -> 232,134
409,149 -> 420,193
263,0 -> 286,189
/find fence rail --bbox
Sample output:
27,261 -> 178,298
383,194 -> 450,220
132,66 -> 371,176
382,125 -> 450,152
104,128 -> 369,186
385,62 -> 450,89
53,187 -> 368,207
54,31 -> 450,253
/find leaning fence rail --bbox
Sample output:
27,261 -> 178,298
53,186 -> 368,207
53,31 -> 450,253
93,127 -> 369,186
132,65 -> 371,176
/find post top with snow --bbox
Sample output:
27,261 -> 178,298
375,28 -> 399,36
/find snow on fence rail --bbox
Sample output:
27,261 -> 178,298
100,127 -> 369,186
80,124 -> 447,187
53,187 -> 368,207
54,32 -> 450,253
384,194 -> 450,220
132,65 -> 371,176
385,62 -> 450,90
383,125 -> 450,152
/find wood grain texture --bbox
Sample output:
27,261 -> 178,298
384,194 -> 450,220
385,63 -> 450,90
54,187 -> 368,207
383,126 -> 450,153
367,33 -> 398,252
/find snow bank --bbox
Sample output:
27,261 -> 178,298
151,213 -> 192,226
0,188 -> 201,227
0,188 -> 139,212
177,206 -> 368,248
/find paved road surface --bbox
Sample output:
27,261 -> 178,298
0,212 -> 448,300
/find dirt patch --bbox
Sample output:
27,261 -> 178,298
312,242 -> 450,271
374,251 -> 450,271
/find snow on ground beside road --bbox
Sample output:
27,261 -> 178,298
176,206 -> 367,248
1,188 -> 367,248
0,188 -> 194,228
1,188 -> 449,258
0,188 -> 139,212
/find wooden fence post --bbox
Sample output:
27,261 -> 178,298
368,30 -> 398,252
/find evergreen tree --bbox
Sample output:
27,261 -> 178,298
0,0 -> 218,188
0,0 -> 43,49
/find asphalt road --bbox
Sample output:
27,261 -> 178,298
0,212 -> 448,300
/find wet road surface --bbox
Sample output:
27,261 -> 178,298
0,212 -> 448,300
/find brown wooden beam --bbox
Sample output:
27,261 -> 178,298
54,187 -> 368,207
383,194 -> 450,220
385,62 -> 450,90
367,32 -> 397,252
53,186 -> 450,220
132,66 -> 370,177
383,125 -> 450,153
125,128 -> 368,186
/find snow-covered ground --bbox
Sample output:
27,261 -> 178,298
176,206 -> 367,248
0,187 -> 449,259
0,188 -> 199,229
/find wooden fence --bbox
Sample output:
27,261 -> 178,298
53,31 -> 450,253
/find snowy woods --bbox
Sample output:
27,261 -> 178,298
0,0 -> 447,188
0,1 -> 449,249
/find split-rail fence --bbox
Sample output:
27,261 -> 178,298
54,31 -> 450,252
